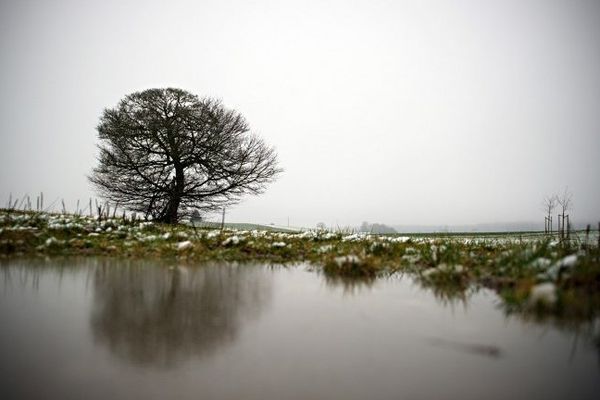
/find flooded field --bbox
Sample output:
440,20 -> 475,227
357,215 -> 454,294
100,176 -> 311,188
1,258 -> 598,400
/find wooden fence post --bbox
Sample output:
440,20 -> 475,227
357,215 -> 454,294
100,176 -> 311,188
220,208 -> 226,232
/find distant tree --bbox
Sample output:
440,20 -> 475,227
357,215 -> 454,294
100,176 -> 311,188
316,222 -> 326,230
190,210 -> 202,223
89,88 -> 281,223
543,194 -> 557,232
557,188 -> 573,217
359,221 -> 396,234
556,188 -> 573,235
360,221 -> 371,232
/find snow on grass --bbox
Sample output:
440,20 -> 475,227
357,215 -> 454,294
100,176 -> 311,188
176,241 -> 193,251
529,282 -> 557,305
334,254 -> 361,266
222,235 -> 241,246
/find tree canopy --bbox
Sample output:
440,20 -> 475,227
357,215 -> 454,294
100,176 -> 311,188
89,88 -> 281,223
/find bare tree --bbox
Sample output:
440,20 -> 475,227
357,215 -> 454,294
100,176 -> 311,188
89,88 -> 282,223
557,188 -> 572,216
543,195 -> 557,233
557,187 -> 573,236
91,260 -> 272,367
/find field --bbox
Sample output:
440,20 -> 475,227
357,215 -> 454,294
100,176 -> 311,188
1,209 -> 599,326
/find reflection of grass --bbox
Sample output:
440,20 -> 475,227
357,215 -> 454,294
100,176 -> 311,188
322,273 -> 377,294
323,254 -> 380,278
499,286 -> 600,359
1,209 -> 599,323
418,272 -> 471,304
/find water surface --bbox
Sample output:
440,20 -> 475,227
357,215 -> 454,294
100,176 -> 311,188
1,258 -> 597,399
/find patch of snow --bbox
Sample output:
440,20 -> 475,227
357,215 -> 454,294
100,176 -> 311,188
138,222 -> 154,230
544,254 -> 578,281
206,231 -> 220,239
557,254 -> 577,269
421,268 -> 438,277
317,244 -> 333,253
430,246 -> 438,263
299,231 -> 316,239
342,233 -> 369,242
369,242 -> 389,252
529,257 -> 551,269
421,263 -> 464,277
436,263 -> 464,273
139,235 -> 157,242
401,253 -> 421,264
222,236 -> 240,246
452,264 -> 464,273
389,236 -> 410,243
334,255 -> 360,266
177,241 -> 193,251
529,282 -> 557,305
45,237 -> 59,246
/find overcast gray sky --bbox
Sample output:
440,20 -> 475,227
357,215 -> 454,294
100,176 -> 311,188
1,0 -> 599,228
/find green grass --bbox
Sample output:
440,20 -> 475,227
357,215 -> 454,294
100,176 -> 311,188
1,208 -> 599,327
191,221 -> 299,233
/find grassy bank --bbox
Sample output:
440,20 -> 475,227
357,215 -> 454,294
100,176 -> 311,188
1,209 -> 599,322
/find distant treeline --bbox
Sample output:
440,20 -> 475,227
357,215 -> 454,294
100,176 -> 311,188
359,221 -> 397,234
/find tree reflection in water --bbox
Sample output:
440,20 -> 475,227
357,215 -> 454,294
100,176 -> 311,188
90,260 -> 273,368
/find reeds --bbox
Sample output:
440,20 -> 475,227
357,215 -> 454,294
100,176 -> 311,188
4,193 -> 130,222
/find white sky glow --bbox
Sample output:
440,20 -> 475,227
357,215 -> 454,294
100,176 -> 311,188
1,0 -> 599,228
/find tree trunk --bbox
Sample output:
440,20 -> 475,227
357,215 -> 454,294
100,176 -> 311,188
160,197 -> 181,224
158,166 -> 185,224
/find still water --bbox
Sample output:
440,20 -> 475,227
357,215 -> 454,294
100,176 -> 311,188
1,258 -> 598,400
